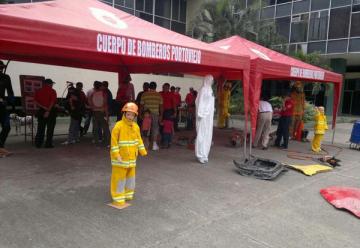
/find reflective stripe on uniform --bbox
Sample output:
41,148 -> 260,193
111,146 -> 120,152
111,160 -> 137,168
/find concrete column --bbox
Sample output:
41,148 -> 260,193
329,58 -> 346,115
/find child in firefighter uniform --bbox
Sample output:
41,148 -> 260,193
109,102 -> 147,209
311,106 -> 328,153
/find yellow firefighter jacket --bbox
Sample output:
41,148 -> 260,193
314,110 -> 328,135
110,116 -> 147,168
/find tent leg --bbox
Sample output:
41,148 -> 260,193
243,116 -> 247,159
332,127 -> 336,144
249,121 -> 252,158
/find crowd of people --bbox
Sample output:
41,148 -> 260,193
30,75 -> 201,151
253,82 -> 328,153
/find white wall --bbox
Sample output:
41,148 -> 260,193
5,61 -> 203,100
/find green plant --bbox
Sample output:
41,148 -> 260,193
189,0 -> 286,47
303,101 -> 316,124
229,84 -> 244,114
269,97 -> 315,124
269,96 -> 283,109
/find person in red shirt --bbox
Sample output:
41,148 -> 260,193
185,88 -> 196,130
160,83 -> 176,119
75,82 -> 87,136
275,91 -> 294,149
161,116 -> 174,148
34,78 -> 58,148
172,86 -> 182,131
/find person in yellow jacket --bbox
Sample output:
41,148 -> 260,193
217,82 -> 231,128
108,102 -> 147,209
311,106 -> 328,153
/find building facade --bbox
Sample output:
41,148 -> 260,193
257,0 -> 360,115
186,0 -> 360,116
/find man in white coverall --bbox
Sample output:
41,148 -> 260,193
195,75 -> 215,164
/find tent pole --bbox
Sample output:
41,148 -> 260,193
249,120 -> 252,158
243,116 -> 247,159
331,127 -> 336,144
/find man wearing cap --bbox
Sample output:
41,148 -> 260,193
34,78 -> 58,148
0,61 -> 14,156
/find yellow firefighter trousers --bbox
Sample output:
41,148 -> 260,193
110,166 -> 136,205
311,134 -> 324,153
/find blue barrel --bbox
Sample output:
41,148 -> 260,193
350,121 -> 360,144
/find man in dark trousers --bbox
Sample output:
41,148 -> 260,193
0,61 -> 14,156
275,91 -> 294,149
34,78 -> 58,148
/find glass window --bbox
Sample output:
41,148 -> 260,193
248,0 -> 260,7
114,0 -> 124,6
289,44 -> 297,54
115,5 -> 134,14
155,16 -> 170,29
136,0 -> 144,11
309,10 -> 328,41
179,0 -> 186,22
172,0 -> 180,20
262,0 -> 276,6
328,7 -> 351,39
171,21 -> 186,34
155,0 -> 171,18
290,14 -> 309,43
276,2 -> 291,17
311,0 -> 330,11
355,0 -> 360,4
145,0 -> 153,13
308,41 -> 326,53
8,0 -> 32,3
135,11 -> 153,23
349,38 -> 360,52
261,6 -> 275,19
277,0 -> 291,3
351,91 -> 360,115
327,39 -> 348,53
100,0 -> 113,5
351,13 -> 360,37
275,17 -> 291,40
293,0 -> 310,14
124,0 -> 134,8
353,5 -> 360,13
342,91 -> 351,114
296,43 -> 308,53
331,0 -> 351,8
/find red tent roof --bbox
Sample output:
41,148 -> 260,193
0,0 -> 250,77
212,36 -> 342,83
212,36 -> 343,133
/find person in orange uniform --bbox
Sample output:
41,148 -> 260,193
290,81 -> 305,140
109,102 -> 147,209
311,106 -> 328,153
217,82 -> 232,128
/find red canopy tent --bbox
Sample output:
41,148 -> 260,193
0,0 -> 250,116
211,36 -> 343,138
